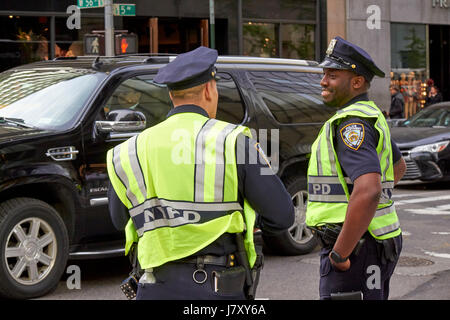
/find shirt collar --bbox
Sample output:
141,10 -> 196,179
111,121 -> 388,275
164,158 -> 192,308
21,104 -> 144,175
341,92 -> 369,109
166,104 -> 210,119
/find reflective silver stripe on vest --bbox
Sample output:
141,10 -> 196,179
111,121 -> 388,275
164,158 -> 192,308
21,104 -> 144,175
130,198 -> 243,236
308,194 -> 348,202
352,102 -> 392,182
213,124 -> 237,202
326,122 -> 337,175
374,204 -> 396,218
309,176 -> 341,184
112,144 -> 140,207
194,119 -> 218,202
129,198 -> 243,217
308,176 -> 394,204
127,135 -> 147,201
371,221 -> 400,237
376,120 -> 390,180
316,123 -> 337,176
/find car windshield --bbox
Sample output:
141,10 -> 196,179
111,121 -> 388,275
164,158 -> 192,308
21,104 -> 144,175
0,68 -> 106,131
402,107 -> 450,128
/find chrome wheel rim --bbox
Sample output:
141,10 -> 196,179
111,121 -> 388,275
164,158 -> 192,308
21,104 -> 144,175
288,190 -> 314,244
4,218 -> 57,285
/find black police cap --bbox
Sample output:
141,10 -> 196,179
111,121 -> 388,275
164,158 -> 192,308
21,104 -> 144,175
319,36 -> 385,82
154,46 -> 220,91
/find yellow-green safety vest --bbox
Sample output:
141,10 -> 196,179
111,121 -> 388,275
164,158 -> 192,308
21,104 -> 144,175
106,111 -> 257,269
306,101 -> 401,240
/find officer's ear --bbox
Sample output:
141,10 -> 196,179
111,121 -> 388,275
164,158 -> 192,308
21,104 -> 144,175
351,75 -> 366,90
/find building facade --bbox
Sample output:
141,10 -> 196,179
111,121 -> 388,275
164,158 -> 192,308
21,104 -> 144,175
0,0 -> 327,72
328,0 -> 449,113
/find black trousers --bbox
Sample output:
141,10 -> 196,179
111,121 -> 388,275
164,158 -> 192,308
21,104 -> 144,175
136,262 -> 246,300
319,234 -> 402,300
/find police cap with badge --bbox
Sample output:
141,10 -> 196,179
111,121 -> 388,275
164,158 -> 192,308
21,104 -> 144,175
319,36 -> 385,82
154,46 -> 220,90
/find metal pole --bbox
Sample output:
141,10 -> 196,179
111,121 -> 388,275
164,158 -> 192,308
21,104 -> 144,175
209,0 -> 215,49
50,16 -> 55,59
238,0 -> 243,55
105,0 -> 114,56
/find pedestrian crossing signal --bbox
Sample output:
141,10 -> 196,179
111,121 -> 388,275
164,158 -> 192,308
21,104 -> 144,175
84,34 -> 105,55
115,34 -> 138,55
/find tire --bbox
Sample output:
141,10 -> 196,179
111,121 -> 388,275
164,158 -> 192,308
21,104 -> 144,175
0,198 -> 69,299
262,176 -> 317,255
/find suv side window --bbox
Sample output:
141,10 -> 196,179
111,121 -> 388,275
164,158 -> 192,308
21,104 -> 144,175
104,75 -> 173,128
216,72 -> 245,124
248,71 -> 336,124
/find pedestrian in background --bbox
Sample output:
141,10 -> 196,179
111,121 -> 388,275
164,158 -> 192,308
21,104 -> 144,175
389,85 -> 405,119
106,46 -> 294,300
306,37 -> 406,300
425,85 -> 443,107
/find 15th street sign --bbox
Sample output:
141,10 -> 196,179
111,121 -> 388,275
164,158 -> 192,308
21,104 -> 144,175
113,4 -> 136,16
78,0 -> 105,9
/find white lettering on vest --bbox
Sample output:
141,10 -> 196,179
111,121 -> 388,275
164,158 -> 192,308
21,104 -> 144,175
322,184 -> 331,195
313,184 -> 321,194
312,183 -> 331,194
142,206 -> 202,231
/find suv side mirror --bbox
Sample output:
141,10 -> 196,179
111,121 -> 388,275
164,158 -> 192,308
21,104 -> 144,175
96,109 -> 146,133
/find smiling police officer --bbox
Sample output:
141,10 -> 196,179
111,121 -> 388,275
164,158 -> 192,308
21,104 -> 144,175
106,46 -> 294,300
306,37 -> 407,300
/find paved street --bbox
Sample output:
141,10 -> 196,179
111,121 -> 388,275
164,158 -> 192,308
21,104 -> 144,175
38,181 -> 450,300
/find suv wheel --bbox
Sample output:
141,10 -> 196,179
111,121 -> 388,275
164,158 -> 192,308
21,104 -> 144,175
263,176 -> 317,255
0,198 -> 69,299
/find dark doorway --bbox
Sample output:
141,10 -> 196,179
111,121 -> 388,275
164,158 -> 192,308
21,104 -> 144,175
429,25 -> 450,101
123,17 -> 228,55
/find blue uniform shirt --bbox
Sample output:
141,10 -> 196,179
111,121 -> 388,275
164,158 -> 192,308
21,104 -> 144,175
335,93 -> 402,182
108,105 -> 294,256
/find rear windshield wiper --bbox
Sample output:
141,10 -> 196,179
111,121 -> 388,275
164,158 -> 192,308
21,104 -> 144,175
0,117 -> 36,129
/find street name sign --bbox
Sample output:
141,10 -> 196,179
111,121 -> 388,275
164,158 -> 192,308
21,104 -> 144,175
78,0 -> 105,8
113,4 -> 136,16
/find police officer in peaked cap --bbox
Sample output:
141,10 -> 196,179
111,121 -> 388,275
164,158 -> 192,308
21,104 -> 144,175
106,46 -> 294,300
305,37 -> 407,300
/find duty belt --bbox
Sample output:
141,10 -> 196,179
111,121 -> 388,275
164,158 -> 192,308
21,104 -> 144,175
175,254 -> 236,268
174,254 -> 237,284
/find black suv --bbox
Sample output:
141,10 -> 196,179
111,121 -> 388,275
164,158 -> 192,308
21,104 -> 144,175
0,55 -> 335,299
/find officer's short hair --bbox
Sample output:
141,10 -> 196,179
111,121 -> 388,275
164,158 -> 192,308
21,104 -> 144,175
169,83 -> 207,100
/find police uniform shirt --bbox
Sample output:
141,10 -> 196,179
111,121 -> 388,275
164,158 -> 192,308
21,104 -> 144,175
335,93 -> 402,182
108,104 -> 294,256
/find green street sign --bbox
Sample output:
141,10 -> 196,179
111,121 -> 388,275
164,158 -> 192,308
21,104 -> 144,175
113,4 -> 136,16
77,0 -> 105,8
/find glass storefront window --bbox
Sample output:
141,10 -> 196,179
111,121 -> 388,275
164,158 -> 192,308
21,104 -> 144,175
243,0 -> 317,21
0,16 -> 50,71
243,22 -> 315,59
281,24 -> 315,60
243,22 -> 278,58
391,23 -> 428,117
55,17 -> 103,58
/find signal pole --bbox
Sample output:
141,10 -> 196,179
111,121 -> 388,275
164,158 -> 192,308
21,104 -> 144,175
105,0 -> 114,56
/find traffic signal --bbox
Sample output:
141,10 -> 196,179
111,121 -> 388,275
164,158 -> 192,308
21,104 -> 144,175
84,34 -> 105,55
115,33 -> 138,55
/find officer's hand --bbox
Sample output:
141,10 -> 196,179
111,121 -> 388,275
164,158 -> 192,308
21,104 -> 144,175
329,252 -> 351,272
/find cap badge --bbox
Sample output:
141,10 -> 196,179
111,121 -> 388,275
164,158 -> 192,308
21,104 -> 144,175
351,64 -> 356,69
326,39 -> 337,56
